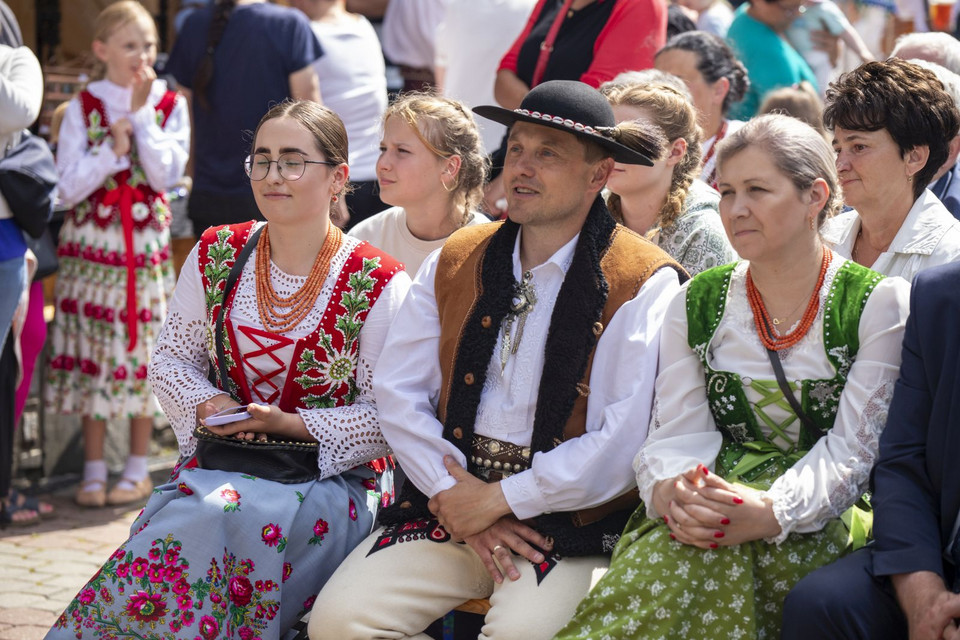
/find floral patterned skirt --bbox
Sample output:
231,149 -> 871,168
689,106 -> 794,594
45,216 -> 173,419
553,483 -> 850,640
46,461 -> 390,640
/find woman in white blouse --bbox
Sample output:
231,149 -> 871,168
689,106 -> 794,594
555,114 -> 909,640
822,58 -> 960,281
47,101 -> 410,640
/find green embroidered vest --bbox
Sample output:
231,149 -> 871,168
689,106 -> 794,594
685,260 -> 885,482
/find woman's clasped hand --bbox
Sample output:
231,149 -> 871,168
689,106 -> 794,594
656,464 -> 780,548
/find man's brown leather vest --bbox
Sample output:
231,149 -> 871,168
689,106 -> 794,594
433,221 -> 682,530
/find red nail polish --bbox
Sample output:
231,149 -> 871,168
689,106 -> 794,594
710,543 -> 718,549
701,466 -> 709,476
663,515 -> 669,524
733,497 -> 744,504
714,531 -> 725,538
669,533 -> 676,540
721,518 -> 731,525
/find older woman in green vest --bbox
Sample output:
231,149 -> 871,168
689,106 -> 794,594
555,114 -> 910,639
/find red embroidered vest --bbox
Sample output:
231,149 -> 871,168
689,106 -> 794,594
198,221 -> 403,415
63,89 -> 179,352
68,90 -> 178,232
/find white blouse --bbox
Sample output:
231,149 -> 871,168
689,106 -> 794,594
823,189 -> 960,282
149,233 -> 412,480
635,256 -> 910,543
56,78 -> 190,208
373,231 -> 682,521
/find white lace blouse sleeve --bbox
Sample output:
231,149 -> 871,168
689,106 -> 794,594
149,243 -> 224,458
55,97 -> 129,208
298,270 -> 412,480
633,283 -> 724,519
764,276 -> 910,542
129,83 -> 190,192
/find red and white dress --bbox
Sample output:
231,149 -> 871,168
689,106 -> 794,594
45,78 -> 189,419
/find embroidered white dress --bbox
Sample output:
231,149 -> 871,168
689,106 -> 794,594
45,78 -> 189,419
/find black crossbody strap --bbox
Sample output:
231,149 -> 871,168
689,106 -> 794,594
215,225 -> 264,392
765,347 -> 826,441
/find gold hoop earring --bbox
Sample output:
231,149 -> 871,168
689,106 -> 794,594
440,175 -> 459,193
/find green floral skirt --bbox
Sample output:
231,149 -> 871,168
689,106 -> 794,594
553,479 -> 857,640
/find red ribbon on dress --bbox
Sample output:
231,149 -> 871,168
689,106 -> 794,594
101,180 -> 146,352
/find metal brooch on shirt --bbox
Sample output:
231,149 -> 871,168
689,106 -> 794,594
500,270 -> 536,374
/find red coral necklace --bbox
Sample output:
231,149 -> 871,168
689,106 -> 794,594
746,247 -> 831,351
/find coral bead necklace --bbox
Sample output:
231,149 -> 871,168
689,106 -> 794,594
746,246 -> 831,351
255,223 -> 343,333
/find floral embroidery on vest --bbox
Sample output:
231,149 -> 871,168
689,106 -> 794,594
197,223 -> 402,413
294,256 -> 382,408
199,223 -> 252,396
69,90 -> 177,233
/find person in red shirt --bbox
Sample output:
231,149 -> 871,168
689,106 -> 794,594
485,0 -> 668,217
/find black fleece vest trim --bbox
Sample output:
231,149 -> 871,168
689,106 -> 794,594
443,196 -> 615,463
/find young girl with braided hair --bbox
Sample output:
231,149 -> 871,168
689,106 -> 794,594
601,80 -> 736,275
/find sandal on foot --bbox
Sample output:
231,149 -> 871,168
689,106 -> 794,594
9,489 -> 54,519
75,480 -> 107,508
0,500 -> 41,528
106,477 -> 153,506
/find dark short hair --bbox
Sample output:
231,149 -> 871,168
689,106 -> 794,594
666,4 -> 696,40
656,31 -> 749,116
823,58 -> 960,200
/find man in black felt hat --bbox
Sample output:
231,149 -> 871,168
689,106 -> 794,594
308,80 -> 686,640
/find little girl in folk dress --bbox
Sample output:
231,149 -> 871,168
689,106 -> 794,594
45,0 -> 189,507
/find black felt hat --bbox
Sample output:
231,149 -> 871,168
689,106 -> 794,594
473,80 -> 653,166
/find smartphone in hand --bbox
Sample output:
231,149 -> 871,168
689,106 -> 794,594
204,405 -> 251,426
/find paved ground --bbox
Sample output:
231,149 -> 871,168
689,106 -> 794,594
0,467 -> 172,640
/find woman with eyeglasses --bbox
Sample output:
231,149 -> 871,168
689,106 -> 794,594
349,92 -> 491,276
46,100 -> 411,640
724,0 -> 817,119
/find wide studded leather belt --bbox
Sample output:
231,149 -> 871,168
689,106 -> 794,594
470,434 -> 532,482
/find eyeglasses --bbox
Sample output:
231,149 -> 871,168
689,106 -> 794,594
244,153 -> 339,181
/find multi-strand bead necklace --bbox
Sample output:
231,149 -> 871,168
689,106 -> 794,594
255,224 -> 343,333
745,247 -> 831,351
